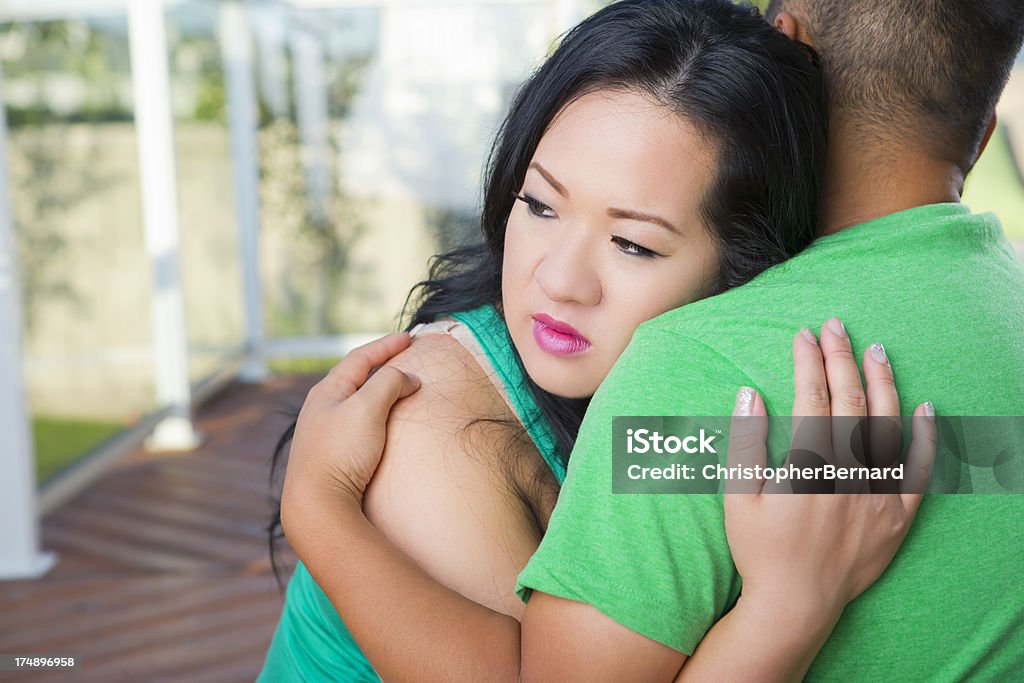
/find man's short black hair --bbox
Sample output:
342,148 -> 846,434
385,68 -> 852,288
767,0 -> 1024,171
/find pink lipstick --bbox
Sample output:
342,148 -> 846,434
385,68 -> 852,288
532,314 -> 592,356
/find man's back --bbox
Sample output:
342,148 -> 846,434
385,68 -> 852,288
518,203 -> 1024,680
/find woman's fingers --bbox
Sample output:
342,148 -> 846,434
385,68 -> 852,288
290,363 -> 420,505
725,387 -> 768,494
818,318 -> 871,486
792,328 -> 829,417
790,328 -> 833,474
863,342 -> 902,476
899,402 -> 937,515
323,333 -> 414,400
345,365 -> 422,425
819,318 -> 867,417
862,342 -> 899,416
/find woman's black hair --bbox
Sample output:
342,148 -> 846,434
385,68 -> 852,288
268,0 -> 827,582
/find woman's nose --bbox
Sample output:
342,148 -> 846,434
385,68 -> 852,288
535,243 -> 602,306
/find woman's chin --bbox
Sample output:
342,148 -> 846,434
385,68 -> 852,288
512,330 -> 602,398
525,362 -> 599,399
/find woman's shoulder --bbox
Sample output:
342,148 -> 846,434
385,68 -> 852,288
386,325 -> 510,421
364,329 -> 551,619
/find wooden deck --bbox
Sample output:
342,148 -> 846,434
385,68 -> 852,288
0,375 -> 319,682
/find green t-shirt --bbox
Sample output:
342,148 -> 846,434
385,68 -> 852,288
517,204 -> 1024,680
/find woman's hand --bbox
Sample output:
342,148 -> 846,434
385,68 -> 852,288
723,318 -> 936,639
280,333 -> 421,538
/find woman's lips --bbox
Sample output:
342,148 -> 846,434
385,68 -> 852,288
532,314 -> 592,357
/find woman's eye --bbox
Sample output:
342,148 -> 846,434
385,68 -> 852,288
611,236 -> 659,258
514,194 -> 556,218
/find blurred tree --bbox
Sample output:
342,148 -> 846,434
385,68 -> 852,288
258,41 -> 374,336
2,19 -> 132,126
260,117 -> 368,336
169,32 -> 227,123
11,125 -> 115,337
2,21 -> 120,335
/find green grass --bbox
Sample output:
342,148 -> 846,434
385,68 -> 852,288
29,356 -> 345,486
32,416 -> 123,485
963,124 -> 1024,238
268,357 -> 342,376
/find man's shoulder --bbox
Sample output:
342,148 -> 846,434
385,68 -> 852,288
641,244 -> 824,341
630,281 -> 792,367
588,314 -> 767,420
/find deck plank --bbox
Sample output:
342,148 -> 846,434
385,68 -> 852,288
0,375 -> 315,682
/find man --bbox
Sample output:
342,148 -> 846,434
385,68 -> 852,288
518,1 -> 1024,680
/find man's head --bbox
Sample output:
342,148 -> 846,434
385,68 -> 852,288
766,0 -> 1024,175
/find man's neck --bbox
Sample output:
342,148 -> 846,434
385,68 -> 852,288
818,119 -> 965,236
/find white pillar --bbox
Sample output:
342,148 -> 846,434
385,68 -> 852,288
289,27 -> 332,223
128,0 -> 200,451
0,61 -> 57,580
220,1 -> 267,382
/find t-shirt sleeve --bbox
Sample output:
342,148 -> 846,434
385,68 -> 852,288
515,327 -> 752,655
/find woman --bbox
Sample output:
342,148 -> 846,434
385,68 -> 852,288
263,0 -> 933,680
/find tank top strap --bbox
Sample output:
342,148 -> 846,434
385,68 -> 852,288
409,318 -> 518,418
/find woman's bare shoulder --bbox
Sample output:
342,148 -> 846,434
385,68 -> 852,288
363,331 -> 546,619
384,331 -> 509,422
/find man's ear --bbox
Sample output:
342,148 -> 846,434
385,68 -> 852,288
773,10 -> 815,47
773,11 -> 799,41
978,113 -> 998,159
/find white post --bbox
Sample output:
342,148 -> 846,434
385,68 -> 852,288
289,27 -> 331,223
0,60 -> 57,580
220,1 -> 267,382
128,0 -> 200,451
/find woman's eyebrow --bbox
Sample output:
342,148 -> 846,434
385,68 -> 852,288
529,162 -> 570,198
607,207 -> 680,236
529,161 -> 679,235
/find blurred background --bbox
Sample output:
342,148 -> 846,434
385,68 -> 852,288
0,0 -> 1022,679
4,0 -> 1024,513
2,0 -> 595,487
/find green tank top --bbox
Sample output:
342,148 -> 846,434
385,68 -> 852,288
258,305 -> 563,682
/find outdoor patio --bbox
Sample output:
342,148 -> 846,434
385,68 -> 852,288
0,373 -> 316,682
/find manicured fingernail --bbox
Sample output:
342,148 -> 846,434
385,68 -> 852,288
800,327 -> 818,345
736,387 -> 756,416
828,318 -> 847,338
869,342 -> 888,366
924,401 -> 935,421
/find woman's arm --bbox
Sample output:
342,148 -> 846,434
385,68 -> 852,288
360,332 -> 555,621
281,323 -> 935,682
283,332 -> 530,681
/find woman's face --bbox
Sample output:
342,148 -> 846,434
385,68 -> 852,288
502,88 -> 719,398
